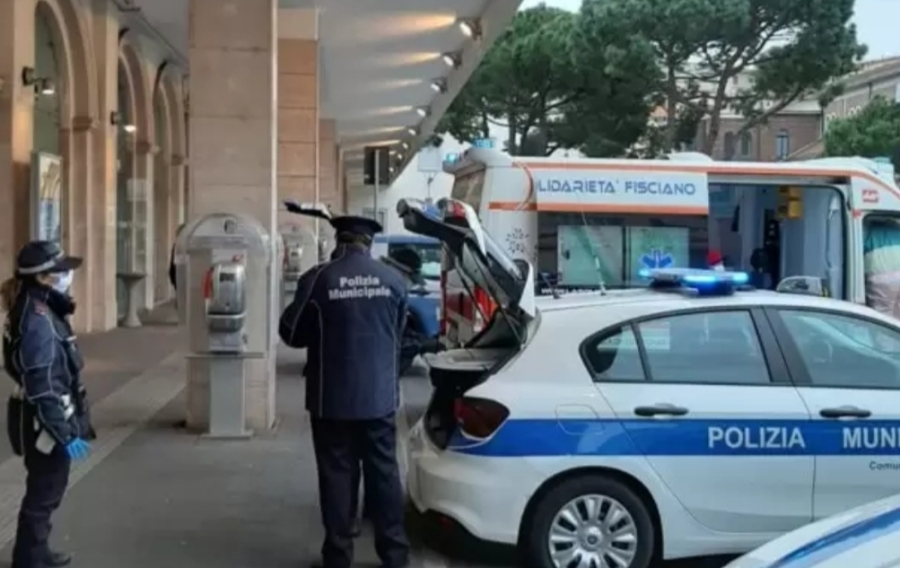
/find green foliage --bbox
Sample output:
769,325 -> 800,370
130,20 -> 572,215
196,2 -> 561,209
580,0 -> 867,154
439,5 -> 580,156
437,3 -> 658,157
824,97 -> 900,168
559,2 -> 662,157
439,0 -> 866,158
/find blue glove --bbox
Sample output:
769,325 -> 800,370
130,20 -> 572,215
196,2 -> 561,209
65,438 -> 90,460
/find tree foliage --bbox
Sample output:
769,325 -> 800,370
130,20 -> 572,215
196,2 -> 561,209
439,0 -> 866,158
438,5 -> 579,156
824,97 -> 900,168
579,0 -> 867,155
437,3 -> 659,157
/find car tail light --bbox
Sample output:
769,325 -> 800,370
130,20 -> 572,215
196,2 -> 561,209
453,397 -> 509,439
472,287 -> 496,333
445,200 -> 468,219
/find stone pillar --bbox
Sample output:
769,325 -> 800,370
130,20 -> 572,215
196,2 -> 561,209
276,14 -> 318,231
134,138 -> 155,312
0,0 -> 35,299
88,0 -> 120,331
187,0 -> 278,431
59,116 -> 95,331
339,147 -> 349,214
318,118 -> 339,211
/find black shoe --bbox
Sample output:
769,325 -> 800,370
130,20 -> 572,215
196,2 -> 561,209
44,551 -> 72,567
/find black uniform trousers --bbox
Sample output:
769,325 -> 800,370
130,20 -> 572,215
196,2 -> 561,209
12,411 -> 71,568
310,415 -> 409,568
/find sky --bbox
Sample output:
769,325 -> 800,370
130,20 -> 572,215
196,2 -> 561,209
520,0 -> 900,60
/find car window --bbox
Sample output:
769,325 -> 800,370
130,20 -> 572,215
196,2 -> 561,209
637,311 -> 772,384
388,242 -> 441,281
585,325 -> 646,381
777,310 -> 900,389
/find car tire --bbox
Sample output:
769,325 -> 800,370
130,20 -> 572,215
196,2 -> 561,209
521,475 -> 655,568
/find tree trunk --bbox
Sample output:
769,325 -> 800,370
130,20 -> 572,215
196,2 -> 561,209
506,115 -> 518,155
663,64 -> 678,154
702,81 -> 731,155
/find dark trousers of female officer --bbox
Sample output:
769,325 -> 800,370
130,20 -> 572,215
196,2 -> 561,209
12,407 -> 71,568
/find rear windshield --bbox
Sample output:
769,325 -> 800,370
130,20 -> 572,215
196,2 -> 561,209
388,241 -> 441,280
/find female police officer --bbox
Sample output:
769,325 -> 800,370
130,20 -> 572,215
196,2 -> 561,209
2,240 -> 93,568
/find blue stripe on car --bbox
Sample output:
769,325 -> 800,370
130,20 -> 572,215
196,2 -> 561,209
764,505 -> 900,568
447,419 -> 900,457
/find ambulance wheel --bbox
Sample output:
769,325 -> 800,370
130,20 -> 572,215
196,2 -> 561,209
522,475 -> 654,568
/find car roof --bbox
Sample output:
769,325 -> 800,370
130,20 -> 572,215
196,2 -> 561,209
537,288 -> 886,320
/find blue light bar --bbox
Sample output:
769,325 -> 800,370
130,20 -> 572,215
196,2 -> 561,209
639,268 -> 749,293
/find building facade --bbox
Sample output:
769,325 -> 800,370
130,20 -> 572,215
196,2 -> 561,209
790,56 -> 900,159
0,0 -> 347,334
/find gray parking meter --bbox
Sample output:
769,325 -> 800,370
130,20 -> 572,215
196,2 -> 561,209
176,213 -> 271,438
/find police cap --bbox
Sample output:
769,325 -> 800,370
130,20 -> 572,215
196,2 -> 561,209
16,240 -> 83,276
329,215 -> 383,240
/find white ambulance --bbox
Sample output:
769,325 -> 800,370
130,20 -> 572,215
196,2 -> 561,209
438,148 -> 900,347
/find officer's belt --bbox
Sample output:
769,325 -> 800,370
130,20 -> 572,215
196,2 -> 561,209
9,388 -> 75,419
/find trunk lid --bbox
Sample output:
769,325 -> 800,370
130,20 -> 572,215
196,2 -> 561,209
397,198 -> 535,449
396,197 -> 536,333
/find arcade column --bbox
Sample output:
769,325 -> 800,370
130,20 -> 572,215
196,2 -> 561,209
186,0 -> 279,430
0,0 -> 35,295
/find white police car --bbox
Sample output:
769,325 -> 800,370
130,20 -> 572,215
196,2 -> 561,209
397,198 -> 900,568
724,492 -> 900,568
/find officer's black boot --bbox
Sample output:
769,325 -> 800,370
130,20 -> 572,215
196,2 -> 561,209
43,550 -> 71,567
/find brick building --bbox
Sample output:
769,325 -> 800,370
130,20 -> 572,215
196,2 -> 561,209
790,56 -> 900,159
684,57 -> 900,162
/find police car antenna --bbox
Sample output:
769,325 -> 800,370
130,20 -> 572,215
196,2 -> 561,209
580,211 -> 607,295
539,272 -> 561,299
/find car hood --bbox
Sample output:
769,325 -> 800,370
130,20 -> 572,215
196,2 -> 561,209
725,494 -> 900,568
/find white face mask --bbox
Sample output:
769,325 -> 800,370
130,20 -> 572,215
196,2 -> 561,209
52,270 -> 73,293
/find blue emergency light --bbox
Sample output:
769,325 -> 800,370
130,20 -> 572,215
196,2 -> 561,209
639,268 -> 749,295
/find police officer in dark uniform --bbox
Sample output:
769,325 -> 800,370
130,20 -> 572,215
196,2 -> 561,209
279,215 -> 410,568
2,241 -> 94,568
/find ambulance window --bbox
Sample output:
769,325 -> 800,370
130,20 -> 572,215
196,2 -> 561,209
584,325 -> 646,382
774,309 -> 900,389
637,311 -> 772,385
538,214 -> 707,289
863,214 -> 900,318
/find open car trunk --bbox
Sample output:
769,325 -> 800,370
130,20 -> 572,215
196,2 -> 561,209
397,198 -> 536,448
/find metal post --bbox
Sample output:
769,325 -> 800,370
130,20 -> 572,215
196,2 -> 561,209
373,149 -> 380,222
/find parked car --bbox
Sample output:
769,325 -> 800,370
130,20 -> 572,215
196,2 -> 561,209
397,196 -> 900,568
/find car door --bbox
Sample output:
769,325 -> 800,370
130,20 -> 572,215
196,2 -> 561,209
764,306 -> 900,520
583,307 -> 814,534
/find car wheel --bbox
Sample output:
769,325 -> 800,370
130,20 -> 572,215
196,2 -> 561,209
522,475 -> 655,568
